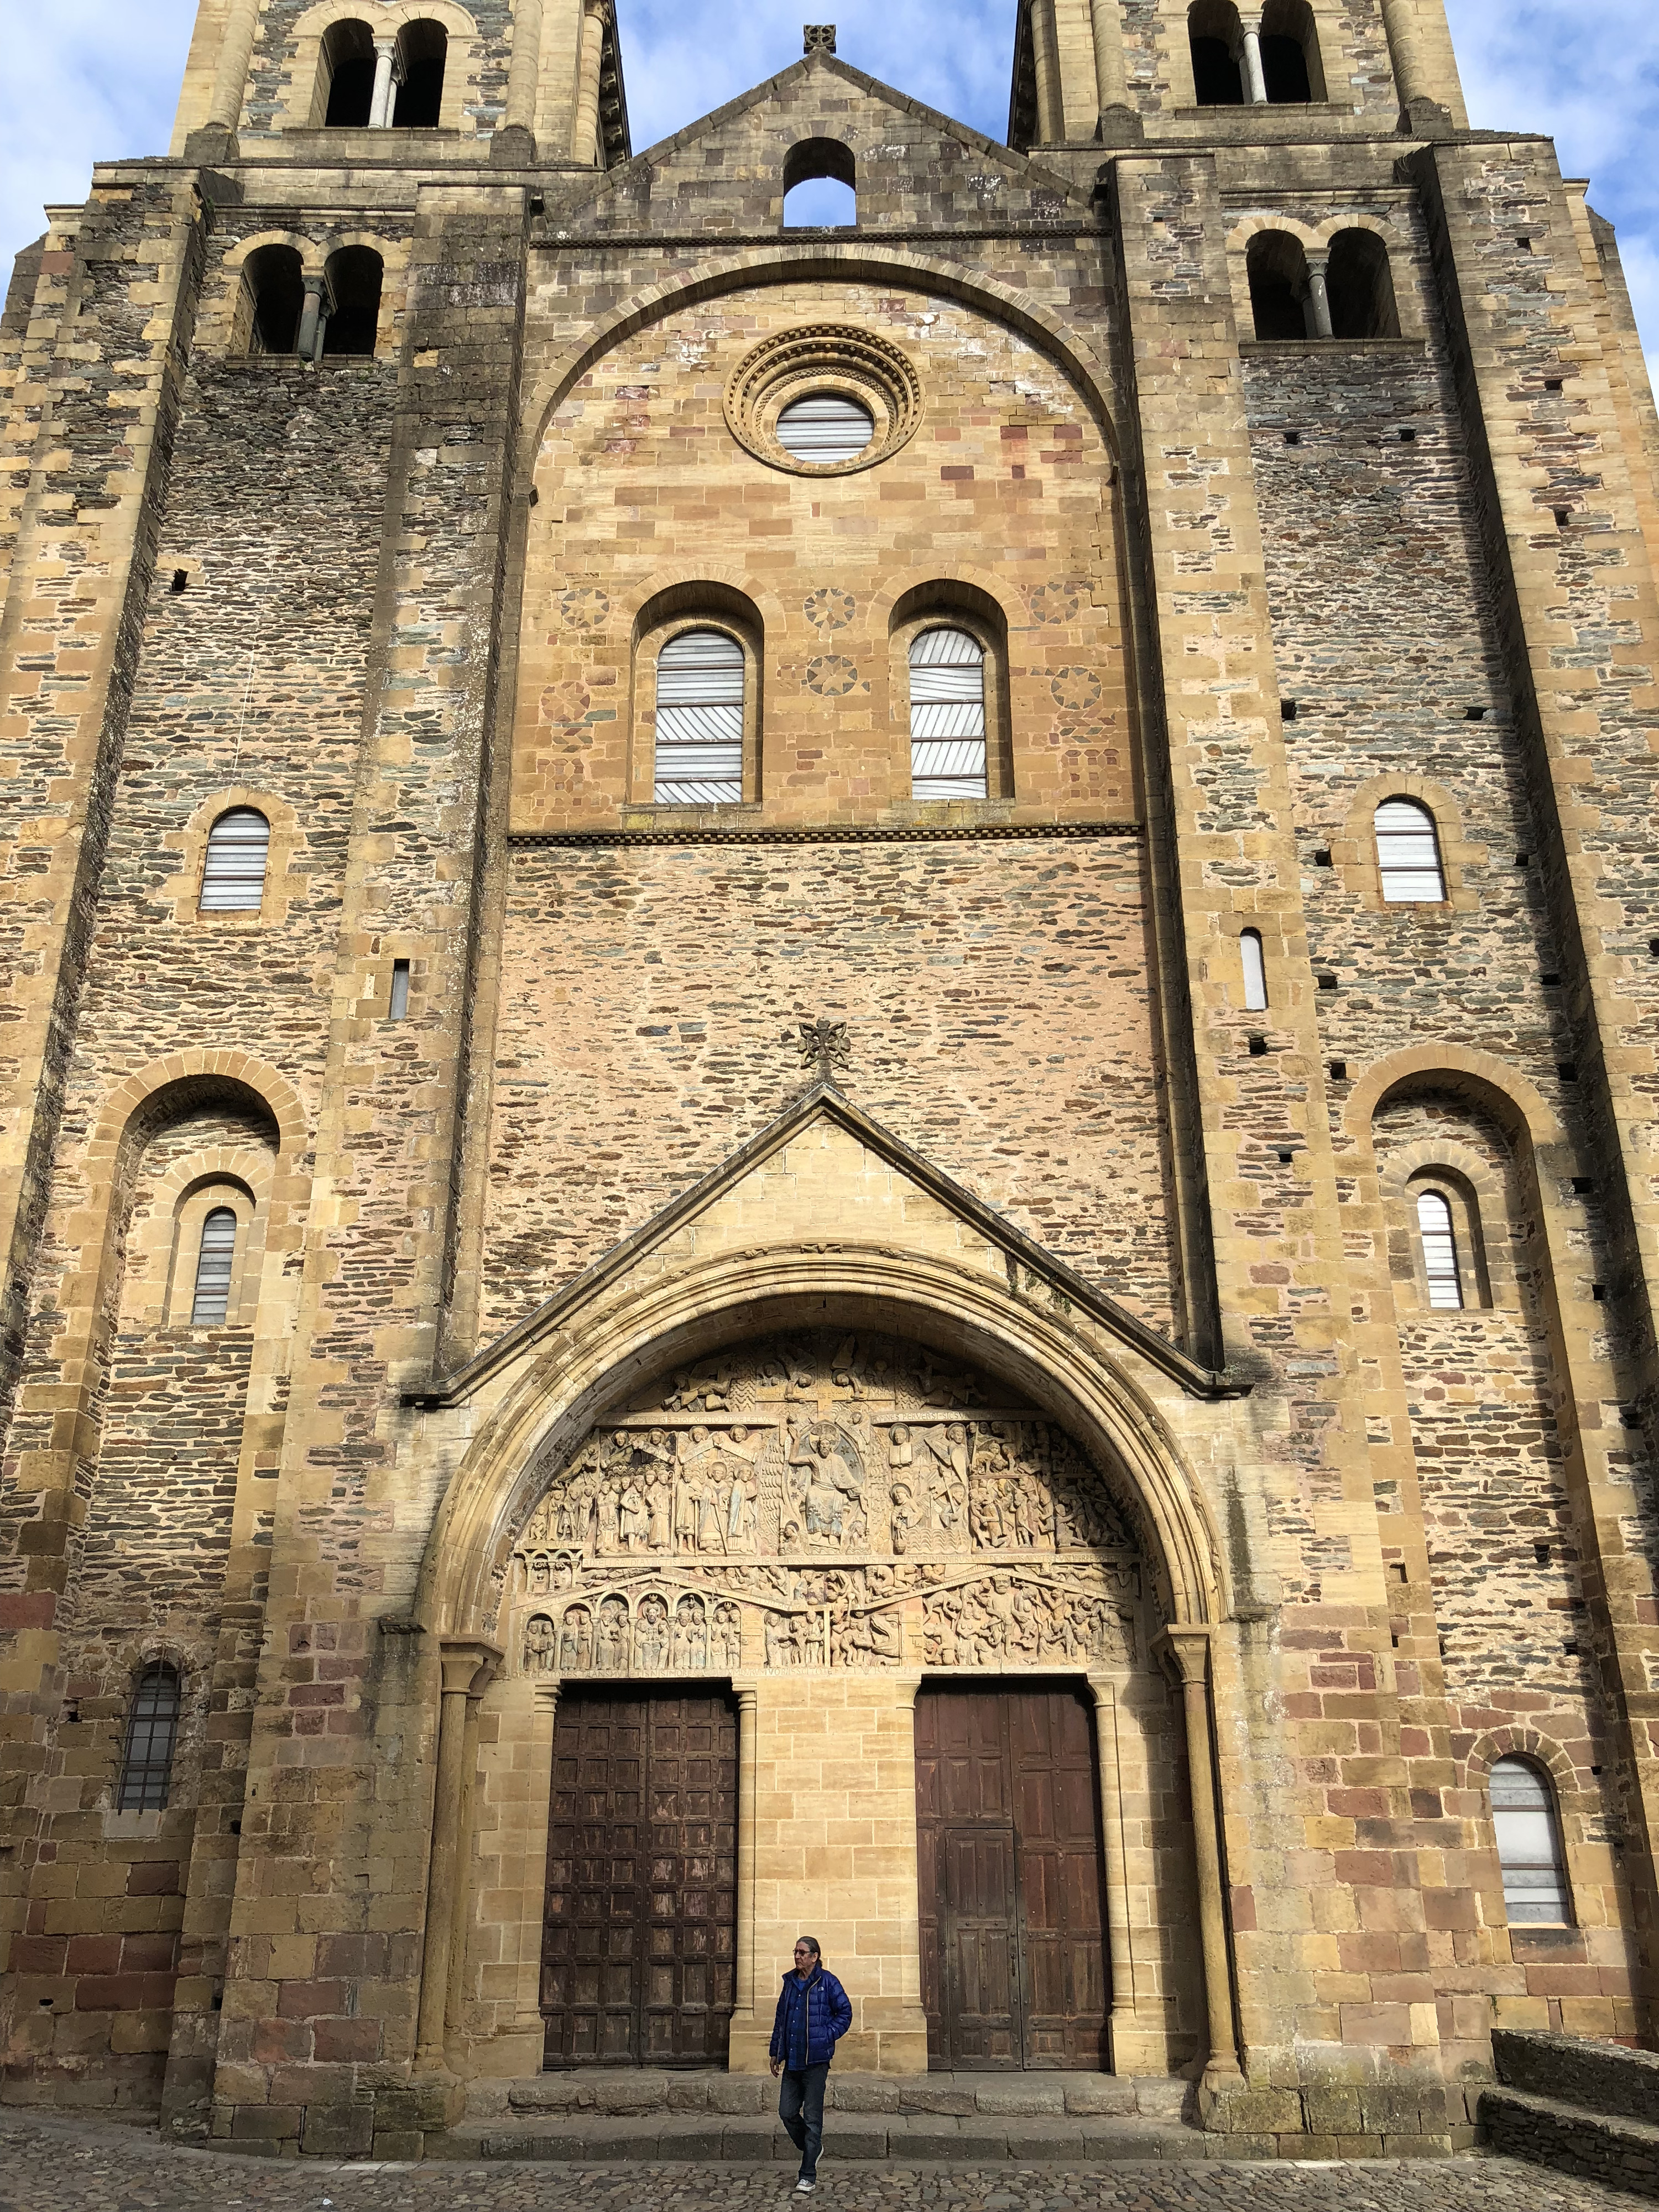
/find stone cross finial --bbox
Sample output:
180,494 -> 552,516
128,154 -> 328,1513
804,24 -> 837,53
790,1017 -> 851,1083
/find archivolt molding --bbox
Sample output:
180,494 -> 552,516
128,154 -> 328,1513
412,1240 -> 1228,1641
518,247 -> 1125,486
1376,1134 -> 1519,1313
1343,1045 -> 1568,1166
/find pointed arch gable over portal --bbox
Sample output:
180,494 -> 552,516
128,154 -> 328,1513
408,1086 -> 1240,1639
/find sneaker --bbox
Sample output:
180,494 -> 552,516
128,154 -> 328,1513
794,2182 -> 816,2196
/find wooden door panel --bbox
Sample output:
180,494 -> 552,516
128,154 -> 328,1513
543,1690 -> 736,2067
916,1684 -> 1110,2072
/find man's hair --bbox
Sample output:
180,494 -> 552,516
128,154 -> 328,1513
795,1936 -> 822,1958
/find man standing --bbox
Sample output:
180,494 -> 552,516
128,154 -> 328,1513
769,1936 -> 852,2195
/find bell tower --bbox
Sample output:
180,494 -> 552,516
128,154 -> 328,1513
1009,0 -> 1467,148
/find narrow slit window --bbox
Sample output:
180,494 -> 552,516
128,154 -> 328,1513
1416,1189 -> 1463,1310
1240,928 -> 1268,1010
654,630 -> 745,804
1491,1757 -> 1571,1925
200,808 -> 271,912
910,628 -> 988,801
389,959 -> 411,1020
191,1207 -> 239,1326
1375,798 -> 1446,902
117,1663 -> 182,1812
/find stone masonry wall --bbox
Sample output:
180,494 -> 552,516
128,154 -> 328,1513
486,833 -> 1179,1338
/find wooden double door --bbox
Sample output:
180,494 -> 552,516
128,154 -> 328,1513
915,1684 -> 1109,2070
541,1691 -> 737,2067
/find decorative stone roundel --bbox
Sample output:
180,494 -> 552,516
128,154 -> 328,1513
724,325 -> 924,477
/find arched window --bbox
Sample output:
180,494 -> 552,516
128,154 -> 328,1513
1189,1 -> 1245,103
910,628 -> 988,801
1491,1757 -> 1572,1926
1375,797 -> 1446,902
776,394 -> 874,462
1247,231 -> 1313,341
654,630 -> 745,804
234,246 -> 304,355
320,19 -> 376,125
117,1663 -> 182,1812
394,22 -> 448,127
1327,229 -> 1401,340
1260,0 -> 1324,100
1240,928 -> 1268,1010
321,246 -> 383,357
1416,1190 -> 1463,1310
782,137 -> 856,227
200,808 -> 272,912
191,1207 -> 239,1326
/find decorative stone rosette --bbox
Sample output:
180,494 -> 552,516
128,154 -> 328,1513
723,325 -> 924,477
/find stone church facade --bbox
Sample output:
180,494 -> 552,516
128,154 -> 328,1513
1,0 -> 1656,2163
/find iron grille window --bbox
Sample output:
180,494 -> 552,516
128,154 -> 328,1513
200,808 -> 271,912
1416,1190 -> 1464,1310
1375,798 -> 1446,903
117,1663 -> 181,1812
191,1207 -> 238,1326
654,630 -> 745,804
1491,1757 -> 1571,1925
909,627 -> 987,801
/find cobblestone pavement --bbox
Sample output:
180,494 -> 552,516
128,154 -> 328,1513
0,2113 -> 1650,2212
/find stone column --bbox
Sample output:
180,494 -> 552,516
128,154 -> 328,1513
1086,1677 -> 1135,2056
1380,0 -> 1463,126
1030,0 -> 1062,144
512,1682 -> 561,2039
497,0 -> 545,158
730,1685 -> 760,2049
296,275 -> 326,362
443,1671 -> 491,2039
1164,1629 -> 1239,2082
202,0 -> 259,141
1239,29 -> 1269,105
570,0 -> 609,164
369,38 -> 398,128
1090,0 -> 1140,142
1305,255 -> 1334,338
416,1640 -> 498,2070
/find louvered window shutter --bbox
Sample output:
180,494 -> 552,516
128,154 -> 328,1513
1491,1759 -> 1571,1925
191,1207 -> 239,1326
910,628 -> 988,800
1415,1190 -> 1464,1310
1374,799 -> 1446,902
654,631 -> 745,804
776,395 -> 873,462
200,808 -> 272,911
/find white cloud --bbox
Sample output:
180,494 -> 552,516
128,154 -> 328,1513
3,0 -> 1653,383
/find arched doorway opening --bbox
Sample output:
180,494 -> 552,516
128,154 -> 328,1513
495,1320 -> 1202,2076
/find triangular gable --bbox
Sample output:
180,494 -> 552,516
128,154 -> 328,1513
410,1083 -> 1245,1407
544,47 -> 1095,231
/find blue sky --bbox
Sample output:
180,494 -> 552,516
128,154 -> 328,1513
2,0 -> 1655,382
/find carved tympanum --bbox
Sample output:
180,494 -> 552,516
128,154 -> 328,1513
509,1330 -> 1141,1676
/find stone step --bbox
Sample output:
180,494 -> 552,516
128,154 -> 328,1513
468,2069 -> 1193,2127
430,2111 -> 1217,2163
1479,2086 -> 1659,2203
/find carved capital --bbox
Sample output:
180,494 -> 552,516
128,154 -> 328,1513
1157,1623 -> 1213,1688
438,1636 -> 502,1698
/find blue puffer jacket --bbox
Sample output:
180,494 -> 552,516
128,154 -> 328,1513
769,1964 -> 852,2069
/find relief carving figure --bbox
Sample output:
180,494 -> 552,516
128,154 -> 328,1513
634,1593 -> 669,1671
509,1330 -> 1144,1676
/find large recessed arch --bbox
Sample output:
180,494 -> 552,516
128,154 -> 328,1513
413,1240 -> 1226,1640
515,246 -> 1125,485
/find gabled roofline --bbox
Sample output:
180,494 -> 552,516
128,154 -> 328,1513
546,45 -> 1093,220
405,1083 -> 1249,1409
